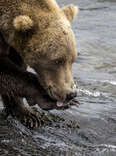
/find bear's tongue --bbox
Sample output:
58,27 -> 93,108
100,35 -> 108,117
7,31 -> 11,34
56,101 -> 64,107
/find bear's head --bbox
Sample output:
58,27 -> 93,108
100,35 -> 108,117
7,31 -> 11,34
10,2 -> 79,107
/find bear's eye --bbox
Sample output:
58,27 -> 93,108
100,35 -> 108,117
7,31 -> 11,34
54,59 -> 64,65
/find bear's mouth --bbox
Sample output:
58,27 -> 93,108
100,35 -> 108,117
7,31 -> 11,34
38,84 -> 80,110
42,93 -> 80,110
47,86 -> 80,109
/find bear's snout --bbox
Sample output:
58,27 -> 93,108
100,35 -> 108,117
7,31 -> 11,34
47,82 -> 77,103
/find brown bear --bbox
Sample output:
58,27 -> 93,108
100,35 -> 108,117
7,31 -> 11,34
0,0 -> 79,127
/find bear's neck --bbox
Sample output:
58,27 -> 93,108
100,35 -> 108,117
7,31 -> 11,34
37,0 -> 59,11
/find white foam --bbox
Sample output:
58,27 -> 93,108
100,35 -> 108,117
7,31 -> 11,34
102,80 -> 116,85
96,144 -> 116,152
78,88 -> 101,97
86,78 -> 116,86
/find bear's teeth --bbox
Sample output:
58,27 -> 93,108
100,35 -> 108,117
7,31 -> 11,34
57,101 -> 64,107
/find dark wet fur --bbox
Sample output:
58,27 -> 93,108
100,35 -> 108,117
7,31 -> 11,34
0,32 -> 58,127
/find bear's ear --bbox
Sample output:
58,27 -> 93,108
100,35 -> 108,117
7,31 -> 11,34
13,15 -> 34,31
62,5 -> 79,23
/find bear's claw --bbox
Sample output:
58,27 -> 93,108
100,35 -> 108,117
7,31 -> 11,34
4,106 -> 43,128
20,109 -> 43,128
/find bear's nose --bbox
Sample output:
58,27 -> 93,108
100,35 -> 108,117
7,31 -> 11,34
66,91 -> 77,102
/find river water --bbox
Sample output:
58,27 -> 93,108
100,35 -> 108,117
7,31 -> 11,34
0,0 -> 116,155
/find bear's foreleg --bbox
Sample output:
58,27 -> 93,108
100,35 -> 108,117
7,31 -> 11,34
0,57 -> 43,127
2,95 -> 41,127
